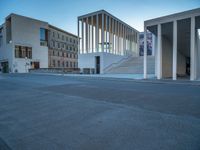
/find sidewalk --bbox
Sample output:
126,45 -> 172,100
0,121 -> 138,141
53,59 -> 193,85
29,72 -> 200,86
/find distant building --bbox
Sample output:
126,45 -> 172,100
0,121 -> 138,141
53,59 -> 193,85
0,13 -> 78,73
78,10 -> 139,74
48,25 -> 78,69
143,8 -> 200,80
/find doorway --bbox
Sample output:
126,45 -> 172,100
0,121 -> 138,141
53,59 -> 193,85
95,56 -> 100,74
1,61 -> 9,73
31,62 -> 40,69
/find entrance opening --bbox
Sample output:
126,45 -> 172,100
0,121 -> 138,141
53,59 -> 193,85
31,62 -> 40,69
1,61 -> 9,73
95,56 -> 100,74
177,18 -> 191,80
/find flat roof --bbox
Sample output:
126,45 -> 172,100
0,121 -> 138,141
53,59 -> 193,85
145,7 -> 200,26
49,25 -> 78,38
78,9 -> 139,33
3,13 -> 78,38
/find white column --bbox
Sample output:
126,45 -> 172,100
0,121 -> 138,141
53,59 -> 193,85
96,14 -> 99,52
173,20 -> 177,80
123,25 -> 125,55
117,22 -> 119,54
154,35 -> 158,77
91,16 -> 94,52
112,19 -> 115,54
109,16 -> 111,53
86,17 -> 88,53
125,27 -> 127,55
157,24 -> 162,79
115,21 -> 117,54
101,14 -> 104,52
137,32 -> 139,56
105,15 -> 108,52
81,19 -> 84,53
77,19 -> 80,54
152,34 -> 156,56
190,16 -> 196,80
144,26 -> 147,79
88,18 -> 91,53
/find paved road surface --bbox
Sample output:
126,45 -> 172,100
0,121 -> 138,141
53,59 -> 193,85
0,74 -> 200,150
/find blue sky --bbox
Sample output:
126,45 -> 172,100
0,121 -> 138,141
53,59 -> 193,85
0,0 -> 199,34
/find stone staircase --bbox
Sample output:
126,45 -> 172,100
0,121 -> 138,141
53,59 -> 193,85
104,56 -> 155,74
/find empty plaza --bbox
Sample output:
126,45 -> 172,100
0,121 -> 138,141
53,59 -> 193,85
0,74 -> 200,150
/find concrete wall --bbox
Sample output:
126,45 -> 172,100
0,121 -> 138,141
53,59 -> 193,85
196,29 -> 200,79
162,36 -> 173,78
161,36 -> 186,78
11,14 -> 49,73
177,51 -> 186,76
78,52 -> 125,74
0,23 -> 13,72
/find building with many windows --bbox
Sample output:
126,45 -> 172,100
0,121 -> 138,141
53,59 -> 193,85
48,25 -> 78,69
78,10 -> 139,74
0,13 -> 78,73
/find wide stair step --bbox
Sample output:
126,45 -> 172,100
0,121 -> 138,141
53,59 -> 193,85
105,56 -> 155,74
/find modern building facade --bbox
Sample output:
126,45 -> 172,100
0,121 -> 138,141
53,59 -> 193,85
144,8 -> 200,80
78,10 -> 139,74
0,13 -> 78,73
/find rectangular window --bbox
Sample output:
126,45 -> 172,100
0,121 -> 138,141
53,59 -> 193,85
15,45 -> 32,59
58,60 -> 60,67
70,62 -> 72,68
62,35 -> 64,40
66,61 -> 68,67
53,60 -> 55,67
40,28 -> 48,46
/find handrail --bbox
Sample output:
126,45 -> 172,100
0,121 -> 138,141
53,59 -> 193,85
104,55 -> 133,72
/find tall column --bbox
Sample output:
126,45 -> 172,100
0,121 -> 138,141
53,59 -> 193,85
125,27 -> 127,55
115,21 -> 117,54
101,14 -> 104,52
88,18 -> 90,53
91,16 -> 94,52
112,19 -> 115,54
157,24 -> 162,79
123,25 -> 125,55
117,22 -> 120,54
86,17 -> 88,53
152,34 -> 156,56
137,32 -> 139,56
81,19 -> 84,53
109,16 -> 111,53
105,15 -> 108,52
173,20 -> 177,80
190,16 -> 196,80
96,14 -> 99,52
77,19 -> 80,54
144,26 -> 147,79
